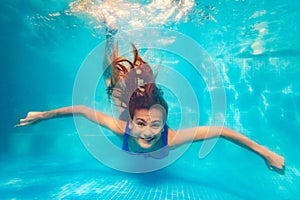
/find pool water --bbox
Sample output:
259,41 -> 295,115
1,0 -> 300,199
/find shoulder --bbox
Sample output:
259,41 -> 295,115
167,127 -> 200,148
167,128 -> 178,148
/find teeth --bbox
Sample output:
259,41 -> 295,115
143,137 -> 153,141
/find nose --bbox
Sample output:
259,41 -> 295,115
143,133 -> 153,139
142,126 -> 154,138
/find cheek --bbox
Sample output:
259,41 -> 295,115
129,126 -> 143,136
152,128 -> 163,135
152,125 -> 164,134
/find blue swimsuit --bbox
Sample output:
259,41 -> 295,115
122,122 -> 169,159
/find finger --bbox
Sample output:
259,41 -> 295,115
14,123 -> 24,127
14,122 -> 29,127
19,118 -> 28,123
20,118 -> 35,123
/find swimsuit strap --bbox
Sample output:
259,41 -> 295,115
122,122 -> 130,151
159,124 -> 169,158
161,124 -> 169,147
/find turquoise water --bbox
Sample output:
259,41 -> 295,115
1,0 -> 300,199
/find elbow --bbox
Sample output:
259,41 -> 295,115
215,126 -> 231,138
71,105 -> 88,116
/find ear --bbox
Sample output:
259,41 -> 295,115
129,120 -> 133,129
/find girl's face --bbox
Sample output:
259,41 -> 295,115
129,108 -> 165,150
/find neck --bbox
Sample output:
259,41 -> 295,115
128,136 -> 162,153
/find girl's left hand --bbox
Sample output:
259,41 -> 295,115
264,150 -> 285,174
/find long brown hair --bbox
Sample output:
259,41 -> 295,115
107,44 -> 168,120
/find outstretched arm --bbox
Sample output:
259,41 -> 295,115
15,106 -> 126,135
168,126 -> 285,174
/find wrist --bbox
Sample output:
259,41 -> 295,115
43,110 -> 56,119
255,145 -> 269,158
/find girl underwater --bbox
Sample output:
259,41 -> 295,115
15,11 -> 285,174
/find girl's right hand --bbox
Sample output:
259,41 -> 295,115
15,112 -> 46,127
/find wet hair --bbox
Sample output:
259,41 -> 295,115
107,44 -> 168,121
128,83 -> 168,122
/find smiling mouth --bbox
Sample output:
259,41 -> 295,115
140,137 -> 155,142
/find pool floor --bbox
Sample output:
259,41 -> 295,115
1,157 -> 245,200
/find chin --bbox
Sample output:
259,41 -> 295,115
137,139 -> 155,149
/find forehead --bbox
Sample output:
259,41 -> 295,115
133,108 -> 164,121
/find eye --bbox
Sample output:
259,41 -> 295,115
136,121 -> 146,127
151,123 -> 162,129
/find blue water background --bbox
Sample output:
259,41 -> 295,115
1,0 -> 300,199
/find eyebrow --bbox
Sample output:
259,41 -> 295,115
151,120 -> 163,124
135,118 -> 146,122
135,118 -> 162,123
